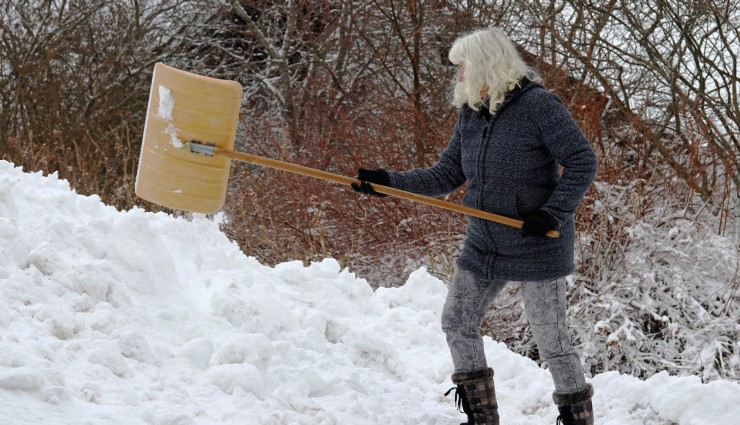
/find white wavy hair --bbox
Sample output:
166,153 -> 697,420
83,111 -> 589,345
449,28 -> 541,112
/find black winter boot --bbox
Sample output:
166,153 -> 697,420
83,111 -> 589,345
445,368 -> 499,425
553,384 -> 594,425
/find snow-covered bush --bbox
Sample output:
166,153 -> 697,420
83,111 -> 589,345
487,179 -> 739,382
580,212 -> 737,381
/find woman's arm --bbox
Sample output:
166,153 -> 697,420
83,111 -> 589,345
533,91 -> 598,227
386,114 -> 467,197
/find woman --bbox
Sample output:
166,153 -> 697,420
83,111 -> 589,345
353,28 -> 598,425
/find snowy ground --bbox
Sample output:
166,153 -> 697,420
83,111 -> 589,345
0,160 -> 738,425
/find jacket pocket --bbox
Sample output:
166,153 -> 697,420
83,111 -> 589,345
515,191 -> 533,219
515,189 -> 551,219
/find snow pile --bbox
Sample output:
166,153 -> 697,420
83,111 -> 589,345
0,159 -> 739,425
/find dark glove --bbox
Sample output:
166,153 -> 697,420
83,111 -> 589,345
522,210 -> 559,237
351,168 -> 390,197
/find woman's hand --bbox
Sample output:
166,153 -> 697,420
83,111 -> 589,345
522,210 -> 559,237
351,168 -> 390,197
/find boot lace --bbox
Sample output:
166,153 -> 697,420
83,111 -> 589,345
445,386 -> 474,424
444,387 -> 464,413
556,413 -> 574,425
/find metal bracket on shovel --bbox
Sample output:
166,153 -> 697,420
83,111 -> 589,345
135,63 -> 559,238
188,141 -> 216,157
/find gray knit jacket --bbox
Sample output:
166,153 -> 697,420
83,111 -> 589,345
387,80 -> 597,281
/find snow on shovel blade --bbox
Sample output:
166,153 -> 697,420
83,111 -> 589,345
135,63 -> 242,214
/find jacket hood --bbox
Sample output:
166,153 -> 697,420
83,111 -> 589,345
470,77 -> 541,120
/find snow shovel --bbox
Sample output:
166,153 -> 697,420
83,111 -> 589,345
135,63 -> 560,238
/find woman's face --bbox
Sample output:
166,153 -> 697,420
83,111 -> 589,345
457,62 -> 488,97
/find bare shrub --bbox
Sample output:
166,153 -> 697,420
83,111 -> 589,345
197,1 -> 488,285
0,0 -> 199,209
222,81 -> 467,286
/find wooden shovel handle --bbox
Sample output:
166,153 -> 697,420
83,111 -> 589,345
212,146 -> 560,238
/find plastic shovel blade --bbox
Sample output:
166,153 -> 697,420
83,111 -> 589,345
135,63 -> 243,213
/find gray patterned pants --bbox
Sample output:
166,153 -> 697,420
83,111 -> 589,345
442,268 -> 587,394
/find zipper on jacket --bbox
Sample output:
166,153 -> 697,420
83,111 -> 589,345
476,118 -> 499,250
475,119 -> 494,211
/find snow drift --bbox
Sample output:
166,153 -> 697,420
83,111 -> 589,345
0,160 -> 738,425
